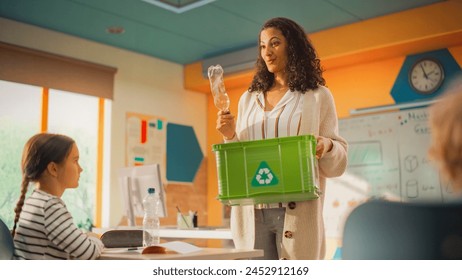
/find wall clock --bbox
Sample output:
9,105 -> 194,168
408,58 -> 445,95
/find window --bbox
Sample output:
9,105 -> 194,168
48,89 -> 100,230
0,42 -> 115,230
0,80 -> 41,228
0,81 -> 104,230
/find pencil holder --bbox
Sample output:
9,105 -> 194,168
176,213 -> 193,229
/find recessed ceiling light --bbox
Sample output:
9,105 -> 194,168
141,0 -> 215,14
106,26 -> 125,34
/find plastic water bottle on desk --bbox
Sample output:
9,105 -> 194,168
208,64 -> 230,112
142,187 -> 160,247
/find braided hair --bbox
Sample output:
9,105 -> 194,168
249,17 -> 325,94
11,133 -> 74,237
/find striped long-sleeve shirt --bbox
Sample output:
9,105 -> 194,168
13,189 -> 104,260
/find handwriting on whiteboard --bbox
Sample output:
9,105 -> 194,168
324,107 -> 455,239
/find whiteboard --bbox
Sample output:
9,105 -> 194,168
324,107 -> 454,238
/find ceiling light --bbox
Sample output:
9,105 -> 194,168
106,26 -> 125,34
141,0 -> 215,14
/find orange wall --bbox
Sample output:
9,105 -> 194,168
325,45 -> 462,118
324,57 -> 403,118
185,0 -> 462,226
451,45 -> 462,66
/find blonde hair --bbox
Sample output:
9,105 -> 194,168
429,84 -> 462,190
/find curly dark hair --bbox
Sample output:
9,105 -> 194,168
248,17 -> 325,94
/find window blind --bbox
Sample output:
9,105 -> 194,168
0,41 -> 117,99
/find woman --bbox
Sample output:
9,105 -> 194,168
12,133 -> 104,259
216,17 -> 347,259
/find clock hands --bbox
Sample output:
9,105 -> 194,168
420,64 -> 429,80
426,68 -> 441,83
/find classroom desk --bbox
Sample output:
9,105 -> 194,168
159,227 -> 232,240
99,248 -> 263,260
93,226 -> 233,240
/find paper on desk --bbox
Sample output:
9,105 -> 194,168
161,241 -> 202,254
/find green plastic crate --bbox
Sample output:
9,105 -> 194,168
212,135 -> 320,206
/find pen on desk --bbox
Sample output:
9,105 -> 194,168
176,205 -> 191,228
127,247 -> 141,251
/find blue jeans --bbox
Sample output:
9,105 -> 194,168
253,208 -> 286,260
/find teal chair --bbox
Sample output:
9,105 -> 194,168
0,218 -> 14,260
342,200 -> 462,260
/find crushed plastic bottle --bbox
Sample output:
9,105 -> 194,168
208,64 -> 230,112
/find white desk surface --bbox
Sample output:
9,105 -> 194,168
93,226 -> 232,240
99,247 -> 262,260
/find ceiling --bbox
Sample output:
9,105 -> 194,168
0,0 -> 444,65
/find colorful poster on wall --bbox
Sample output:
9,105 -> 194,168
125,112 -> 167,180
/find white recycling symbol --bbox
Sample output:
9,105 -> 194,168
255,167 -> 274,185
